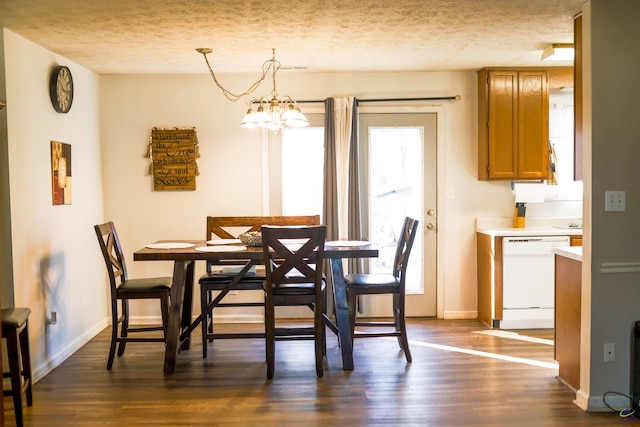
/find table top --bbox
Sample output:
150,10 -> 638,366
134,240 -> 378,261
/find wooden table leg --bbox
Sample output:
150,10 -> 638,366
330,258 -> 354,370
164,260 -> 188,374
180,260 -> 195,351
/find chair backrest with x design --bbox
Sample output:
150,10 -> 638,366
95,221 -> 129,290
262,225 -> 326,290
391,216 -> 420,289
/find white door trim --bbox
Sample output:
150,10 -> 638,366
359,104 -> 445,319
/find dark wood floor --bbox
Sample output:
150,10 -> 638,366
4,319 -> 635,426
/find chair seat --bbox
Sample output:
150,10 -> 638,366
116,277 -> 172,294
199,272 -> 265,290
268,281 -> 325,296
345,274 -> 400,291
1,308 -> 31,329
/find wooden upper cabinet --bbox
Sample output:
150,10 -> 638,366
478,68 -> 549,180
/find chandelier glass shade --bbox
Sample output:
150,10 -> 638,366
197,48 -> 309,132
240,96 -> 309,130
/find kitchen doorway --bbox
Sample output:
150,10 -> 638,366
358,112 -> 437,317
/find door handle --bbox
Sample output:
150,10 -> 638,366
426,223 -> 435,231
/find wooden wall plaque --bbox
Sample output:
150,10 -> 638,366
148,128 -> 199,191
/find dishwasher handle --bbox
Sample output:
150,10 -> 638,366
503,236 -> 570,244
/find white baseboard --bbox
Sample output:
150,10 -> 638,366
32,318 -> 108,383
575,388 -> 633,412
211,314 -> 265,324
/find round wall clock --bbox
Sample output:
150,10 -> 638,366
49,65 -> 74,113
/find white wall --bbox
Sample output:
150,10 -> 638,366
0,30 -> 14,307
576,0 -> 640,412
100,70 -> 580,321
3,29 -> 107,380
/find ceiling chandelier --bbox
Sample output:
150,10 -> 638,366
196,48 -> 309,132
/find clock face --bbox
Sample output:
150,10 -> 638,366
49,66 -> 74,113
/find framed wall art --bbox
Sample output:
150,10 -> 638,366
146,127 -> 199,191
51,141 -> 72,205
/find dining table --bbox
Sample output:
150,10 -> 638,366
133,239 -> 378,374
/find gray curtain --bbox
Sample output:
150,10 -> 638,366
323,97 -> 339,241
324,97 -> 365,314
347,98 -> 363,275
323,98 -> 338,315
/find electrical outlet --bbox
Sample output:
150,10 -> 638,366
46,311 -> 57,325
604,343 -> 615,362
605,191 -> 625,212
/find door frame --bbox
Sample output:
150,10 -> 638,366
359,104 -> 445,319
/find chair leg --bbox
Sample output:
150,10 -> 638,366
347,290 -> 358,345
117,299 -> 129,357
314,305 -> 324,378
201,286 -> 208,358
393,294 -> 402,348
107,302 -> 119,370
207,290 -> 214,339
394,293 -> 412,363
18,323 -> 33,406
6,328 -> 24,427
265,296 -> 275,379
160,293 -> 170,337
322,294 -> 328,356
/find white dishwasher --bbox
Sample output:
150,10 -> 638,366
501,235 -> 570,329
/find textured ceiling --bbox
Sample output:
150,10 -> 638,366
0,0 -> 583,74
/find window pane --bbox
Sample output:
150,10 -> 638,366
368,127 -> 424,293
281,127 -> 324,216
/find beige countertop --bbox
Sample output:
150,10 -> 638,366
476,226 -> 583,237
552,246 -> 583,262
476,217 -> 583,237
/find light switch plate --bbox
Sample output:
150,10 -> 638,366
605,191 -> 625,212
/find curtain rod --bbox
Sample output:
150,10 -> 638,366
296,95 -> 461,104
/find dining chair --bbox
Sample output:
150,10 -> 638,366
2,307 -> 33,427
344,216 -> 419,363
199,215 -> 320,358
261,224 -> 327,378
94,221 -> 172,369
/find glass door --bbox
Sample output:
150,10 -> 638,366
359,113 -> 437,317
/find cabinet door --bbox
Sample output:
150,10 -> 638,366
518,71 -> 549,179
487,71 -> 518,179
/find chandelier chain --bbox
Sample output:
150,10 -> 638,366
199,49 -> 277,102
270,49 -> 280,100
